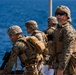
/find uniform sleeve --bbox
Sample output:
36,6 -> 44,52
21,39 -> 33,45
3,41 -> 27,73
58,26 -> 76,70
35,33 -> 43,41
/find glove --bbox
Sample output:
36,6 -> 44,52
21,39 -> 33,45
0,70 -> 5,75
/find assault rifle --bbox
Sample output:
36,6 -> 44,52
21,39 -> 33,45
0,51 -> 11,70
0,51 -> 24,74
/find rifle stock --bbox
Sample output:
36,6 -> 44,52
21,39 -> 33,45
0,51 -> 11,70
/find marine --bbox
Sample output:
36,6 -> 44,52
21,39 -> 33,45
44,16 -> 58,64
49,5 -> 76,75
41,16 -> 58,75
0,25 -> 40,75
25,20 -> 48,75
25,20 -> 47,42
44,16 -> 58,41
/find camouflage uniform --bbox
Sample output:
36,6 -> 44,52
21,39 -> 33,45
44,16 -> 58,41
53,22 -> 76,75
40,17 -> 58,75
45,27 -> 56,41
25,20 -> 46,42
3,25 -> 39,75
25,20 -> 47,49
25,20 -> 47,75
50,5 -> 76,75
44,17 -> 58,65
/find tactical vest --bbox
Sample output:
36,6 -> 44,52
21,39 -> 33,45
54,24 -> 76,74
54,25 -> 76,55
44,27 -> 56,41
47,41 -> 55,56
32,30 -> 48,44
18,36 -> 45,64
45,27 -> 56,56
32,30 -> 49,56
54,29 -> 63,54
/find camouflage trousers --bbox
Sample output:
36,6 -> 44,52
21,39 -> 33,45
54,71 -> 73,75
52,60 -> 75,75
54,68 -> 74,75
22,63 -> 38,75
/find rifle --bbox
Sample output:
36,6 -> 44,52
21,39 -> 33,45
0,51 -> 11,70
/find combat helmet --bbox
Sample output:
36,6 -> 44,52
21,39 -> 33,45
25,20 -> 38,29
55,5 -> 71,22
7,25 -> 22,36
48,16 -> 58,24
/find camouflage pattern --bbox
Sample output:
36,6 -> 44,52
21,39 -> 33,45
44,27 -> 56,59
44,27 -> 56,40
23,64 -> 38,75
52,22 -> 76,75
55,5 -> 71,22
31,30 -> 48,74
48,16 -> 58,24
32,30 -> 45,41
44,16 -> 57,41
7,25 -> 22,36
25,20 -> 38,29
33,30 -> 48,55
25,20 -> 48,75
44,28 -> 56,67
3,35 -> 39,75
32,30 -> 48,58
45,27 -> 56,35
25,20 -> 46,42
44,16 -> 57,60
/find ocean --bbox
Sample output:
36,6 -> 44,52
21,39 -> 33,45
0,0 -> 76,70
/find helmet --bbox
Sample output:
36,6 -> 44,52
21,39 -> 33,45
55,5 -> 71,21
48,16 -> 58,24
25,20 -> 38,29
7,25 -> 22,36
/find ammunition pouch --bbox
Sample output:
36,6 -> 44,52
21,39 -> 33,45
21,58 -> 37,68
25,55 -> 38,65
